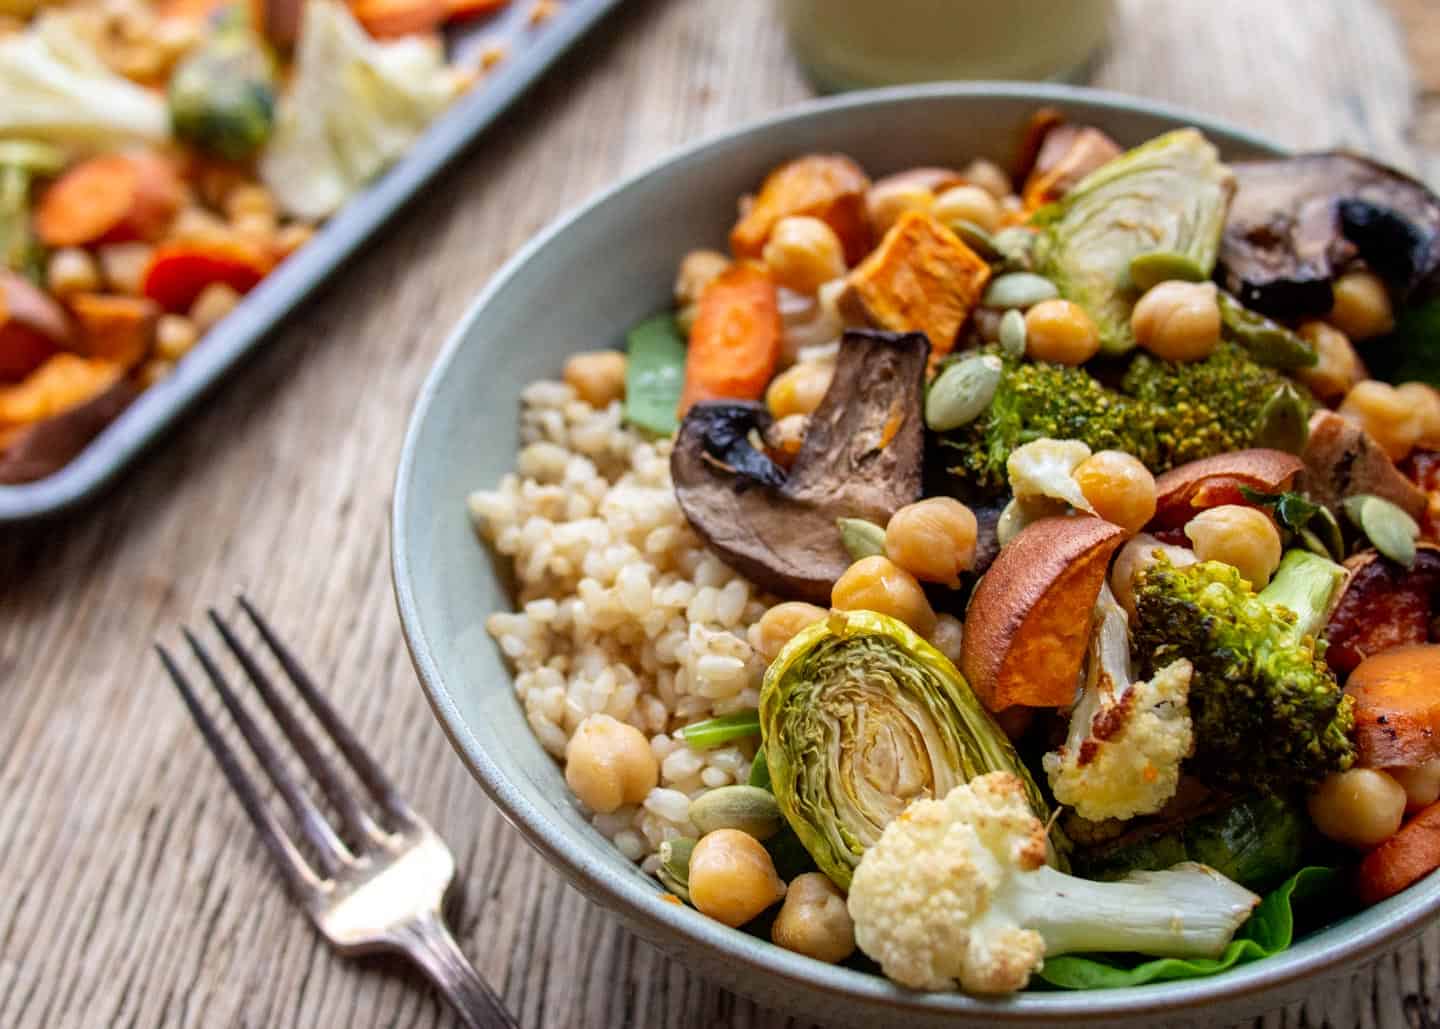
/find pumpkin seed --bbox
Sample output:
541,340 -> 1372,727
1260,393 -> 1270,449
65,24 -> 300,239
925,353 -> 1003,431
995,494 -> 1067,547
982,271 -> 1060,310
837,517 -> 887,561
687,785 -> 782,840
656,865 -> 690,903
1309,505 -> 1346,562
1253,383 -> 1309,455
992,226 -> 1037,270
999,308 -> 1027,358
948,219 -> 1001,260
660,837 -> 696,885
1343,494 -> 1419,568
1129,250 -> 1207,292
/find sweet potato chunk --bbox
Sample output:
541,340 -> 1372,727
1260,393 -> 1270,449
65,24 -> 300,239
730,154 -> 871,265
1326,547 -> 1440,675
1151,449 -> 1305,529
0,353 -> 125,426
837,210 -> 991,362
1346,645 -> 1440,768
1022,124 -> 1122,211
0,271 -> 73,381
68,293 -> 158,368
0,374 -> 138,484
1357,799 -> 1440,904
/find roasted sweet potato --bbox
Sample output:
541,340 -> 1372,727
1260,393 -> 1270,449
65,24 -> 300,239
0,353 -> 125,426
679,262 -> 782,413
1022,122 -> 1122,212
1346,645 -> 1440,768
0,375 -> 138,484
349,0 -> 447,37
1357,799 -> 1440,904
36,153 -> 183,248
68,293 -> 158,369
1150,449 -> 1306,529
1326,547 -> 1440,675
868,167 -> 967,198
730,154 -> 872,265
1300,410 -> 1427,521
0,271 -> 73,381
837,210 -> 991,363
960,515 -> 1127,711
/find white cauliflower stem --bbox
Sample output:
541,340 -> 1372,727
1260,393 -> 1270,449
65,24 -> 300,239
847,772 -> 1259,994
1043,583 -> 1194,821
1006,437 -> 1096,514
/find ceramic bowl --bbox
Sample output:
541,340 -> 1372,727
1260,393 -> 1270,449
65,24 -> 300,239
392,83 -> 1440,1028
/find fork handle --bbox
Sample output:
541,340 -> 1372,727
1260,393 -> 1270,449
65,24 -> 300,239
395,910 -> 520,1029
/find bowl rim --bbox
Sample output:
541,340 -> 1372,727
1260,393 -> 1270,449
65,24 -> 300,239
393,80 -> 1440,1018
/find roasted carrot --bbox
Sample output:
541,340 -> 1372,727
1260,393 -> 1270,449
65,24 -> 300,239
0,354 -> 124,426
1345,645 -> 1440,768
0,272 -> 72,382
444,0 -> 507,20
679,262 -> 782,414
68,293 -> 160,369
140,238 -> 273,312
1357,799 -> 1440,904
36,153 -> 183,249
349,0 -> 447,37
730,155 -> 872,265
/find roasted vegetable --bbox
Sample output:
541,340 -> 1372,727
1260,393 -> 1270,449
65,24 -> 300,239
1345,645 -> 1440,769
1133,551 -> 1355,793
1300,410 -> 1427,521
0,370 -> 136,483
36,153 -> 183,248
729,154 -> 871,265
0,269 -> 72,381
1357,798 -> 1440,904
0,140 -> 64,282
622,313 -> 686,436
1021,121 -> 1121,212
760,612 -> 1049,890
1151,448 -> 1305,530
1325,546 -> 1440,675
67,293 -> 158,368
1032,129 -> 1235,356
679,262 -> 782,412
1216,291 -> 1317,370
140,238 -> 273,311
671,330 -> 927,603
168,4 -> 277,161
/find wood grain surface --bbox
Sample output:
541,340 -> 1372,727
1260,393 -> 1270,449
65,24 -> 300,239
3,0 -> 1438,1026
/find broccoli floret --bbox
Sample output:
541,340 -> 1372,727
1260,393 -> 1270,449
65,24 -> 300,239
1121,342 -> 1307,468
939,357 -> 1158,490
1132,551 -> 1355,794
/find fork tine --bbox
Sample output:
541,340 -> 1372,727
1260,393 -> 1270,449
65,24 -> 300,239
182,628 -> 353,876
156,642 -> 321,900
237,594 -> 416,826
209,606 -> 396,841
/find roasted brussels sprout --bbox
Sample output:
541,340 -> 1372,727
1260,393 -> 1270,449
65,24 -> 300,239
168,5 -> 276,161
759,609 -> 1049,889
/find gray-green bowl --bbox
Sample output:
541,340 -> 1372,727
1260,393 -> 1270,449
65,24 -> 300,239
392,83 -> 1440,1027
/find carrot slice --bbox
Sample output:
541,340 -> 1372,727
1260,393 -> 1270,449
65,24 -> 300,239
349,0 -> 447,37
67,293 -> 159,369
1345,645 -> 1440,768
1357,799 -> 1440,904
679,262 -> 782,414
140,239 -> 273,312
0,354 -> 124,426
36,154 -> 183,249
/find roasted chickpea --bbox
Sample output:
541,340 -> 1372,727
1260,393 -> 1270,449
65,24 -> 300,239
929,613 -> 965,666
959,158 -> 1013,201
563,350 -> 627,408
772,872 -> 856,963
1183,505 -> 1282,589
154,314 -> 199,361
563,713 -> 659,814
674,249 -> 731,309
1024,299 -> 1100,365
1130,280 -> 1221,362
754,601 -> 828,664
274,222 -> 316,260
1339,379 -> 1422,462
1297,321 -> 1366,401
1329,269 -> 1395,342
1073,450 -> 1157,533
189,282 -> 240,333
831,555 -> 937,637
765,360 -> 834,420
1397,382 -> 1440,449
884,498 -> 978,587
1308,768 -> 1406,849
932,184 -> 1002,233
46,248 -> 100,297
98,242 -> 153,296
763,412 -> 808,469
762,216 -> 847,294
689,829 -> 787,928
866,179 -> 933,236
1389,758 -> 1440,813
1110,533 -> 1197,620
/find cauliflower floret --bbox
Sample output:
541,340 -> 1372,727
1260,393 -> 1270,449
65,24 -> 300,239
1006,437 -> 1096,514
1043,583 -> 1194,821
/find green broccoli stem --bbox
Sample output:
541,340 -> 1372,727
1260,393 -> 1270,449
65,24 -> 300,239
1257,550 -> 1347,644
1016,862 -> 1259,959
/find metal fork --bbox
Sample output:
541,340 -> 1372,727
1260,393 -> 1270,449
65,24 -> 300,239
157,596 -> 519,1029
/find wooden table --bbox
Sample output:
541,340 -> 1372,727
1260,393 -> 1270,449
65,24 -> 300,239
4,0 -> 1438,1025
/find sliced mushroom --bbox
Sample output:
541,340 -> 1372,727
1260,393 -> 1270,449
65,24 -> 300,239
1326,545 -> 1440,676
1298,410 -> 1427,521
671,329 -> 928,603
1218,152 -> 1440,319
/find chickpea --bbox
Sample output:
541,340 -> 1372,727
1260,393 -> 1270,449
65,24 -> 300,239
1389,758 -> 1440,813
754,602 -> 828,664
1183,505 -> 1282,589
932,184 -> 1002,234
98,242 -> 153,296
274,222 -> 316,260
1111,533 -> 1197,620
1073,450 -> 1157,533
563,713 -> 658,814
563,350 -> 627,408
154,314 -> 199,361
831,555 -> 937,637
688,828 -> 787,928
1308,768 -> 1406,850
138,357 -> 174,388
928,613 -> 965,666
763,412 -> 808,469
1328,270 -> 1394,342
1024,300 -> 1100,366
884,498 -> 978,587
674,249 -> 730,310
1339,379 -> 1422,462
1297,321 -> 1365,401
771,872 -> 856,963
189,282 -> 241,333
1130,280 -> 1221,362
46,248 -> 100,298
1397,382 -> 1440,450
959,158 -> 1013,201
762,216 -> 847,294
866,179 -> 933,237
765,360 -> 834,420
224,183 -> 277,222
